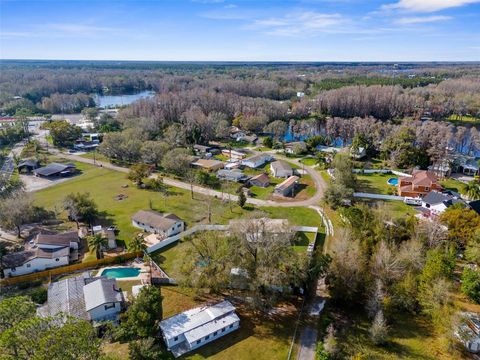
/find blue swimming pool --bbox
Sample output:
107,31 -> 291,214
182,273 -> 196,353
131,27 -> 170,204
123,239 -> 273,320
387,178 -> 399,186
100,267 -> 141,279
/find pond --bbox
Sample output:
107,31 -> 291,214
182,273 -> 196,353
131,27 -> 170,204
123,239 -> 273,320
94,90 -> 154,108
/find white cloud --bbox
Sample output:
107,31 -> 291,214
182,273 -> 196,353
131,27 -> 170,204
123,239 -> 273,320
46,23 -> 121,36
224,4 -> 237,9
395,15 -> 452,24
249,11 -> 346,36
382,0 -> 480,12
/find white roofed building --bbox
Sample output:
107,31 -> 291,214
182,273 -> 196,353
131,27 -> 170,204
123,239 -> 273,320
159,300 -> 240,357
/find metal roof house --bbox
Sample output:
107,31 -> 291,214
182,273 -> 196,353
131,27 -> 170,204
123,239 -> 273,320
33,162 -> 77,177
160,300 -> 240,358
241,153 -> 273,169
38,273 -> 125,324
274,176 -> 299,197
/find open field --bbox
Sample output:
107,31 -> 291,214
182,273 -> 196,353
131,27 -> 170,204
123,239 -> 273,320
33,161 -> 252,247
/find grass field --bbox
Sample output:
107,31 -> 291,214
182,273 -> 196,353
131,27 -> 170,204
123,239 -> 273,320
356,172 -> 397,195
33,161 -> 253,247
447,114 -> 480,125
299,157 -> 317,166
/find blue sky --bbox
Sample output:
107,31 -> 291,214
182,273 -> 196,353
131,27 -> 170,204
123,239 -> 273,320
1,0 -> 479,61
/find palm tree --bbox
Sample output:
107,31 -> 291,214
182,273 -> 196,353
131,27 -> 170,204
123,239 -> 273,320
465,180 -> 480,200
128,234 -> 146,256
87,233 -> 107,260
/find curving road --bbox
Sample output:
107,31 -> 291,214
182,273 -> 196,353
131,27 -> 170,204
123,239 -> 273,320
58,150 -> 327,208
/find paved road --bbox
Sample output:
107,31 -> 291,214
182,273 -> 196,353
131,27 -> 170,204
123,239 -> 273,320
58,151 -> 327,208
297,326 -> 318,360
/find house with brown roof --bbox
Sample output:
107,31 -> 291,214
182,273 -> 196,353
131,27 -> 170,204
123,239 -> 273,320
248,173 -> 270,188
132,210 -> 184,238
398,170 -> 443,198
274,176 -> 299,197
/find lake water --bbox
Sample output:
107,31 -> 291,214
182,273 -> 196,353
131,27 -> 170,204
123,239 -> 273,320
94,90 -> 154,108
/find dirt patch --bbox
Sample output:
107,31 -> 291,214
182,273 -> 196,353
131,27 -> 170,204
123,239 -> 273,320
114,194 -> 128,201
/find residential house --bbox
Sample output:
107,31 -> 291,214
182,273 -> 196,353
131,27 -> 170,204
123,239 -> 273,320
274,176 -> 299,197
421,190 -> 465,215
33,162 -> 77,177
160,300 -> 240,358
132,210 -> 184,237
351,146 -> 366,160
92,225 -> 117,249
297,91 -> 305,98
397,170 -> 443,198
17,159 -> 39,173
73,140 -> 99,151
221,149 -> 247,160
217,169 -> 249,182
428,160 -> 452,178
248,173 -> 270,188
285,141 -> 307,155
241,154 -> 273,168
193,144 -> 219,156
38,273 -> 125,324
191,159 -> 224,172
270,160 -> 293,178
2,231 -> 79,277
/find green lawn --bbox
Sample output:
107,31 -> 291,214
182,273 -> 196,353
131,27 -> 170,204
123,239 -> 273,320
299,157 -> 317,166
79,151 -> 110,163
356,172 -> 397,195
440,178 -> 466,194
34,160 -> 322,247
33,161 -> 252,247
447,114 -> 480,125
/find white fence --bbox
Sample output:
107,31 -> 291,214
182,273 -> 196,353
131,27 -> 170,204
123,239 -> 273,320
146,224 -> 319,254
353,169 -> 410,177
353,192 -> 405,201
146,224 -> 229,253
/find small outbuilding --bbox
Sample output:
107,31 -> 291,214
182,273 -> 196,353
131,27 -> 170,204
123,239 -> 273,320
17,159 -> 39,173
